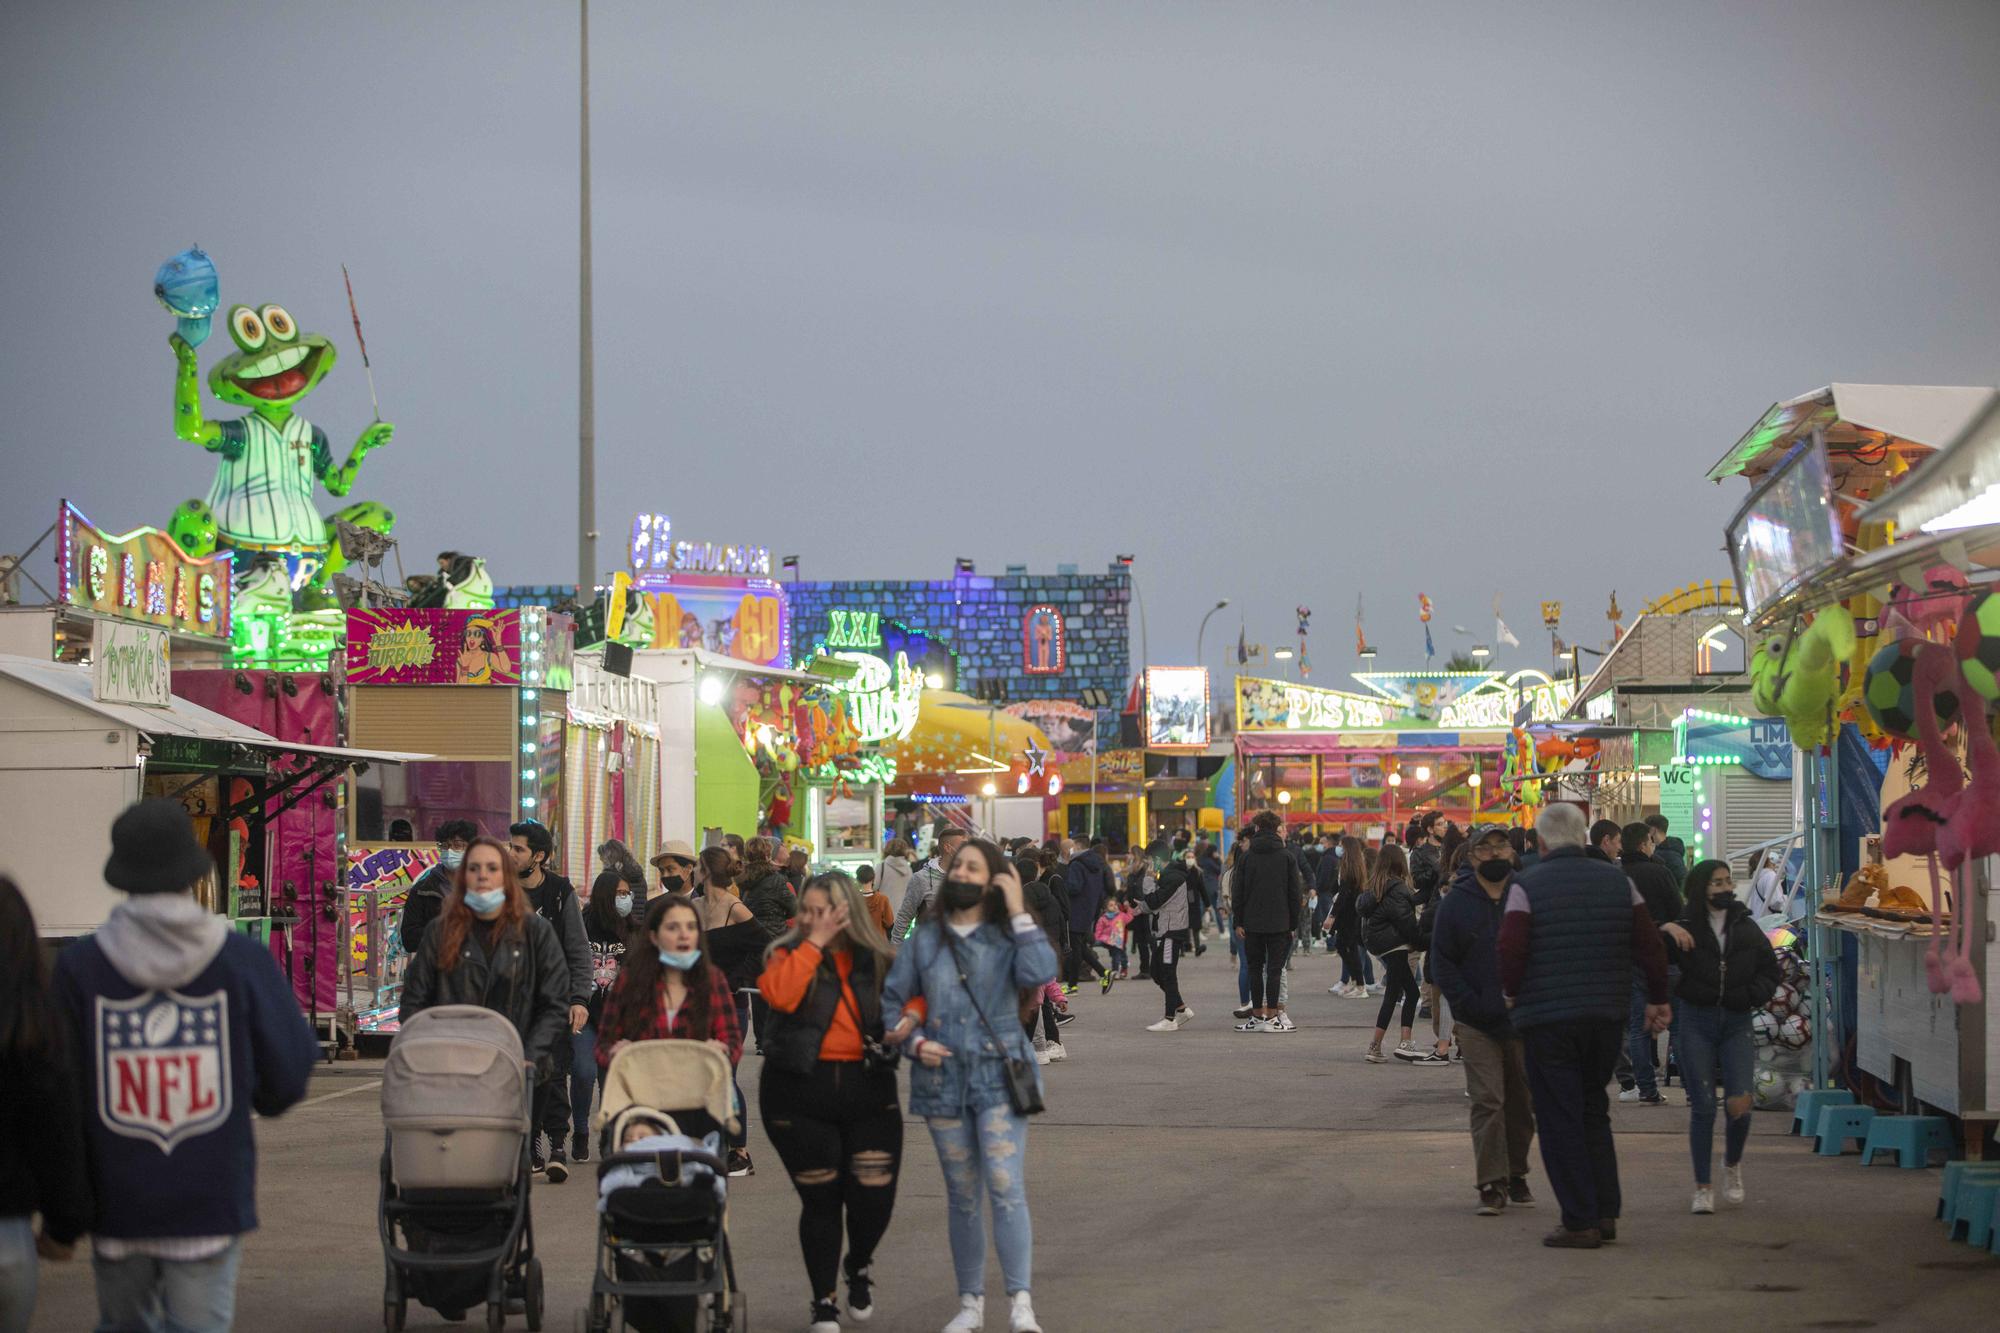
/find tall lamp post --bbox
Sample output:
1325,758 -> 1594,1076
576,0 -> 597,590
1196,599 -> 1230,663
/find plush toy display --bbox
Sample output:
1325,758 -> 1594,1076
1863,637 -> 1959,740
1953,588 -> 2000,702
1880,641 -> 1965,863
1750,606 -> 1855,749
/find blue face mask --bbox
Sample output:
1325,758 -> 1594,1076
439,848 -> 465,869
463,887 -> 506,915
658,948 -> 701,970
614,893 -> 634,918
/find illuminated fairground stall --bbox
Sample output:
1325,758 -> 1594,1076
1233,667 -> 1576,835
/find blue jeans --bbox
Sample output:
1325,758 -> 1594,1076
1680,1005 -> 1755,1184
927,1104 -> 1033,1298
1338,942 -> 1373,987
92,1240 -> 243,1333
0,1216 -> 34,1333
1626,979 -> 1681,1097
570,1024 -> 598,1142
1236,946 -> 1251,1004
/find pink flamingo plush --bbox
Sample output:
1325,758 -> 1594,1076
1881,642 -> 1964,863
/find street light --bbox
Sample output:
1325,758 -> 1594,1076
1277,790 -> 1292,806
1388,772 -> 1403,788
1197,599 -> 1230,662
980,780 -> 997,797
1414,765 -> 1431,783
1471,643 -> 1491,662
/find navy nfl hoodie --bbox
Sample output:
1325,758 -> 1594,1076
51,895 -> 318,1240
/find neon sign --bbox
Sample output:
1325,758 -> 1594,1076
826,609 -> 883,650
57,501 -> 233,640
628,513 -> 772,577
1437,670 -> 1578,729
1237,676 -> 1394,732
831,649 -> 924,744
1023,604 -> 1066,674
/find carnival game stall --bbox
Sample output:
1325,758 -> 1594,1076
339,605 -> 573,1034
563,647 -> 662,884
884,689 -> 1057,844
1708,382 -> 2000,1158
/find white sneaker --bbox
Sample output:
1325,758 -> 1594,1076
1045,1042 -> 1067,1062
1391,1039 -> 1422,1060
1722,1165 -> 1744,1205
1174,1006 -> 1193,1027
1328,984 -> 1346,995
1146,1017 -> 1179,1032
1233,1017 -> 1267,1032
1034,1046 -> 1051,1064
1348,984 -> 1369,998
943,1293 -> 985,1333
1366,983 -> 1385,996
1691,1186 -> 1715,1215
1265,1012 -> 1297,1032
1008,1291 -> 1042,1333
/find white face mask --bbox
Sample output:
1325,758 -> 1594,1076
438,848 -> 465,869
614,893 -> 634,918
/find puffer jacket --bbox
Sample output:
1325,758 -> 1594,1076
400,910 -> 571,1075
1359,878 -> 1423,957
884,918 -> 1060,1117
739,867 -> 798,939
1138,862 -> 1195,938
1664,897 -> 1781,1012
1230,833 -> 1304,933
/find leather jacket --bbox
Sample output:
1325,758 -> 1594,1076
400,911 -> 571,1076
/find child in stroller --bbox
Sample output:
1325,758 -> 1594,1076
586,1041 -> 743,1333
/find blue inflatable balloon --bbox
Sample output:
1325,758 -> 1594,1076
154,246 -> 219,347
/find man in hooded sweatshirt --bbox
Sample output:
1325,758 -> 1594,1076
52,799 -> 318,1331
1062,837 -> 1115,989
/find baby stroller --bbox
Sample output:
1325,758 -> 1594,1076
585,1040 -> 744,1333
379,1005 -> 545,1332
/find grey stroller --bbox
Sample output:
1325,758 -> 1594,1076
379,1005 -> 545,1331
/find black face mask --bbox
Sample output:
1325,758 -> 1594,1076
1476,859 -> 1512,884
660,874 -> 685,895
1708,891 -> 1734,910
938,877 -> 985,913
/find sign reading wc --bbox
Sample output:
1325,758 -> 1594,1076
91,619 -> 172,709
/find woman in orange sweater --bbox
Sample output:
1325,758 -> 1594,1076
756,871 -> 902,1333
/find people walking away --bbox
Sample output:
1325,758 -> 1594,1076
1231,810 -> 1304,1033
1644,815 -> 1686,886
1062,837 -> 1114,990
1499,803 -> 1672,1248
1196,839 -> 1225,940
1621,821 -> 1685,1107
508,820 -> 592,1184
1327,836 -> 1374,998
594,893 -> 748,1173
894,826 -> 966,942
739,836 -> 801,1054
1,877 -> 91,1333
784,845 -> 812,894
396,818 -> 478,954
1429,827 -> 1537,1214
758,872 -> 903,1332
693,846 -> 765,1054
51,801 -> 317,1332
576,840 -> 646,1162
884,839 -> 1059,1333
878,840 -> 916,943
1360,844 -> 1426,1062
856,863 -> 896,938
1136,848 -> 1197,1031
1037,850 -> 1073,995
1657,861 -> 1780,1215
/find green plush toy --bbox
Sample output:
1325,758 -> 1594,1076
1750,606 -> 1856,749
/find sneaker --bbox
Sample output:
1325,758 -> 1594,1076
1328,984 -> 1347,995
1045,1042 -> 1066,1062
846,1264 -> 874,1323
1542,1226 -> 1602,1249
571,1130 -> 590,1163
1476,1184 -> 1507,1216
1451,1048 -> 1463,1062
1233,1017 -> 1267,1032
1175,1005 -> 1194,1025
542,1152 -> 568,1185
1507,1177 -> 1535,1207
1691,1186 -> 1715,1215
1099,974 -> 1112,994
809,1298 -> 842,1332
1365,1045 -> 1387,1064
1365,983 -> 1385,996
1061,983 -> 1079,996
1232,1004 -> 1255,1019
1345,984 -> 1369,998
1597,1218 -> 1617,1242
1618,1087 -> 1666,1104
529,1141 -> 547,1177
727,1149 -> 754,1178
1146,1017 -> 1180,1032
1391,1040 -> 1423,1061
943,1293 -> 985,1333
1054,1009 -> 1078,1026
1035,1045 -> 1053,1063
1722,1165 -> 1744,1205
1008,1290 -> 1041,1333
1265,1013 -> 1296,1032
1411,1050 -> 1452,1066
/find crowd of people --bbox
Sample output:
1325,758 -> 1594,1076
0,792 -> 1788,1330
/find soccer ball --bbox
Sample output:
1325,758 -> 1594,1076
1776,1013 -> 1811,1051
1752,1010 -> 1779,1045
1957,591 -> 2000,702
1754,1066 -> 1786,1107
1767,983 -> 1797,1018
1865,638 -> 1961,738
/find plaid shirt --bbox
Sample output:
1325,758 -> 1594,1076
595,963 -> 743,1068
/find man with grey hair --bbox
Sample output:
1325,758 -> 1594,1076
1498,802 -> 1671,1249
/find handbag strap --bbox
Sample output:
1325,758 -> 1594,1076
938,925 -> 1014,1057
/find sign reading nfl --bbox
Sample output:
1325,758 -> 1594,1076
96,991 -> 231,1151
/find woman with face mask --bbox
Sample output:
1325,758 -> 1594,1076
1657,860 -> 1782,1216
399,836 -> 571,1081
883,840 -> 1060,1333
595,894 -> 742,1070
571,843 -> 647,1163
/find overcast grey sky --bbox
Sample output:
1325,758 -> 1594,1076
6,2 -> 2000,688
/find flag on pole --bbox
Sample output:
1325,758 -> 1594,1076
1494,594 -> 1521,648
1236,624 -> 1248,665
1355,593 -> 1367,656
1424,621 -> 1435,661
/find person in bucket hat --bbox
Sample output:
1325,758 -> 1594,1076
51,799 -> 318,1331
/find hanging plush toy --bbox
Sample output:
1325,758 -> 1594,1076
1749,607 -> 1856,749
1881,641 -> 1966,864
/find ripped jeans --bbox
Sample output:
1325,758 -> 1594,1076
759,1062 -> 904,1302
926,1103 -> 1033,1298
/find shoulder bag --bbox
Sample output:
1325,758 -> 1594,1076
939,927 -> 1044,1116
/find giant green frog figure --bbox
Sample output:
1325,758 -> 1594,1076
170,301 -> 394,602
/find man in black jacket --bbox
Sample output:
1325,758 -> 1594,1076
510,820 -> 592,1183
395,818 -> 478,955
1620,823 -> 1684,1106
1230,810 -> 1304,1031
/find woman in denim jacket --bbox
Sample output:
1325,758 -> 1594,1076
885,838 -> 1059,1333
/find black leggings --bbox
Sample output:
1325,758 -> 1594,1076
1375,951 -> 1420,1031
1153,933 -> 1186,1017
1243,931 -> 1290,1009
759,1061 -> 904,1301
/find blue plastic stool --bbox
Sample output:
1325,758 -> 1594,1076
1952,1180 -> 2000,1247
1860,1114 -> 1954,1168
1939,1162 -> 2000,1226
1814,1104 -> 1876,1156
1792,1088 -> 1856,1137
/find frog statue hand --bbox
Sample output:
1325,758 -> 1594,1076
169,302 -> 394,595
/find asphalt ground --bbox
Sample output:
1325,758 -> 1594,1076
29,938 -> 1997,1331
